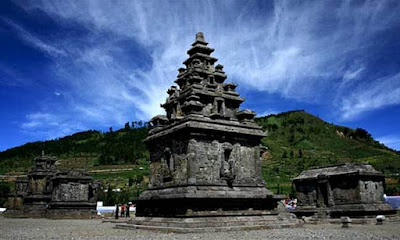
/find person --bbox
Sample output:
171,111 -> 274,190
284,197 -> 289,206
120,204 -> 125,217
126,202 -> 131,218
115,204 -> 119,219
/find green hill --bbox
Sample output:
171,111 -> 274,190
0,124 -> 149,174
255,110 -> 400,194
0,123 -> 150,206
0,111 -> 399,198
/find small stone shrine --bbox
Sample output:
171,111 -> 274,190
117,33 -> 300,232
47,170 -> 98,218
293,163 -> 396,221
7,152 -> 98,219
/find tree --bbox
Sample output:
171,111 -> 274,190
0,182 -> 11,207
298,149 -> 303,158
104,185 -> 117,205
353,128 -> 372,141
289,133 -> 295,143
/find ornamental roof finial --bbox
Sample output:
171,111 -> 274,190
195,32 -> 205,42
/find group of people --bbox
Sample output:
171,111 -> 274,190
284,197 -> 297,210
115,202 -> 135,219
120,203 -> 131,217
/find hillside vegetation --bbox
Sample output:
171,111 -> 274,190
256,110 -> 400,194
0,111 -> 399,197
0,123 -> 148,175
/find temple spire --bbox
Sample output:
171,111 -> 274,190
195,32 -> 205,42
158,32 -> 248,121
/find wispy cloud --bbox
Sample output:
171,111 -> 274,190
7,0 -> 400,139
2,17 -> 66,58
22,112 -> 60,129
343,66 -> 365,82
377,135 -> 400,151
257,109 -> 279,117
340,72 -> 400,120
0,63 -> 31,86
21,112 -> 85,139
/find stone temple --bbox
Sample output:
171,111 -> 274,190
7,153 -> 98,219
293,163 -> 396,222
117,33 -> 300,232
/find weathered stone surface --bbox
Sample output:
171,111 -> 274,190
116,215 -> 300,233
293,163 -> 396,219
121,33 -> 301,231
7,153 -> 98,219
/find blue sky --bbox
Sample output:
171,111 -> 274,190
1,0 -> 400,151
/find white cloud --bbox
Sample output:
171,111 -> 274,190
377,135 -> 400,151
340,72 -> 400,120
2,18 -> 66,58
343,67 -> 364,82
21,113 -> 58,129
257,109 -> 279,117
21,112 -> 85,139
8,0 -> 400,138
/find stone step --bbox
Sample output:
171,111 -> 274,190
115,221 -> 301,233
128,219 -> 284,228
128,216 -> 284,226
102,219 -> 131,223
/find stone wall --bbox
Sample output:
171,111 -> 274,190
293,164 -> 396,218
295,183 -> 317,207
15,179 -> 28,197
330,176 -> 360,205
29,178 -> 49,195
359,180 -> 384,204
148,138 -> 263,189
52,183 -> 90,202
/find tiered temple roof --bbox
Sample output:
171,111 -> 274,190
158,32 -> 254,125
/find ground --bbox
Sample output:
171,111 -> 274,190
1,216 -> 400,240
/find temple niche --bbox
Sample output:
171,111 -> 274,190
118,33 -> 300,231
7,153 -> 98,219
293,163 -> 396,221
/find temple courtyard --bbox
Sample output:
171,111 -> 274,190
1,216 -> 400,240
